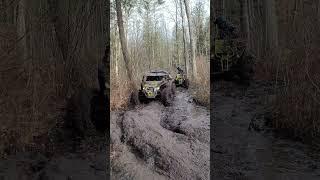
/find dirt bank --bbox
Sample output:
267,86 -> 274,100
212,80 -> 320,180
111,88 -> 210,179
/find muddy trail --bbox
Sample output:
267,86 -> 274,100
111,88 -> 210,179
212,80 -> 320,180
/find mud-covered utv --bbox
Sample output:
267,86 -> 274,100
139,70 -> 176,106
213,16 -> 254,84
174,67 -> 189,89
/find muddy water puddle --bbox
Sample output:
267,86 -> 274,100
212,80 -> 320,180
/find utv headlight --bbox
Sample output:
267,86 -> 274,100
143,85 -> 148,90
154,87 -> 160,91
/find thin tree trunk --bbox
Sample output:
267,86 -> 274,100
17,0 -> 27,59
174,0 -> 180,66
115,28 -> 119,79
180,0 -> 188,75
214,0 -> 224,18
183,0 -> 196,78
164,22 -> 170,68
318,0 -> 320,21
115,0 -> 139,104
264,0 -> 278,53
240,0 -> 250,48
210,0 -> 215,60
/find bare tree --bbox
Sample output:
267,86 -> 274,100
180,0 -> 188,75
239,0 -> 250,48
264,0 -> 278,52
174,0 -> 180,66
115,0 -> 139,104
183,0 -> 196,78
17,0 -> 27,59
214,0 -> 225,18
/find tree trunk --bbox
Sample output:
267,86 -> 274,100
115,0 -> 139,104
318,0 -> 320,21
48,0 -> 69,62
104,0 -> 110,94
115,32 -> 119,79
17,0 -> 27,59
240,0 -> 250,48
214,0 -> 225,18
264,0 -> 278,53
180,0 -> 188,75
183,0 -> 196,79
175,0 -> 179,66
210,0 -> 215,60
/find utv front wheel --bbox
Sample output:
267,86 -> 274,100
237,53 -> 254,85
65,88 -> 93,137
138,90 -> 147,103
171,83 -> 176,95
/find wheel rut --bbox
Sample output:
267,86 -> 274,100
111,88 -> 210,180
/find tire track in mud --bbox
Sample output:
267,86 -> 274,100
111,88 -> 210,180
212,80 -> 320,180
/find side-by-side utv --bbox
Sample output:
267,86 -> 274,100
139,70 -> 176,106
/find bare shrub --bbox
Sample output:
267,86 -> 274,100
271,47 -> 320,140
0,1 -> 106,157
190,56 -> 210,107
258,5 -> 320,141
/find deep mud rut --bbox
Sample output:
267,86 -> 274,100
111,88 -> 210,180
212,80 -> 320,180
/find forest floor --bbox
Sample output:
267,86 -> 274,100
212,80 -> 320,180
110,88 -> 210,179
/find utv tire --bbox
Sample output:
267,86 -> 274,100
174,80 -> 179,86
237,53 -> 254,85
183,79 -> 189,89
65,88 -> 93,137
90,93 -> 109,133
161,87 -> 173,106
138,90 -> 147,103
171,83 -> 176,95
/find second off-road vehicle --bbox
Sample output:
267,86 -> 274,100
174,67 -> 189,89
213,16 -> 254,84
139,70 -> 176,106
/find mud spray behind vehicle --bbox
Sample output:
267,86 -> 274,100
139,70 -> 176,106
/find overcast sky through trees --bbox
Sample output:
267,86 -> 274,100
126,0 -> 210,41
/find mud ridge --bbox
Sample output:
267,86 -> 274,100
111,89 -> 210,179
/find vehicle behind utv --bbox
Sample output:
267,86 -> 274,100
174,67 -> 189,89
139,70 -> 176,106
213,16 -> 254,84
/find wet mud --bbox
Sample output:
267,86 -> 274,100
111,88 -> 210,180
212,80 -> 320,180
